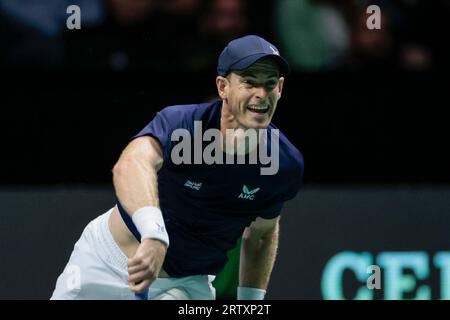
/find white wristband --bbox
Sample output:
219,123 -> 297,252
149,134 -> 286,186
132,206 -> 169,247
237,286 -> 266,300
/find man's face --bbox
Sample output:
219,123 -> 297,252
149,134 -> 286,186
218,59 -> 285,130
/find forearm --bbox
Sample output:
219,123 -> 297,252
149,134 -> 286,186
239,223 -> 279,289
113,138 -> 170,252
113,156 -> 160,214
113,137 -> 163,215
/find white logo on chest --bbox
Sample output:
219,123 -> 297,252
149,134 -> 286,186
184,180 -> 203,191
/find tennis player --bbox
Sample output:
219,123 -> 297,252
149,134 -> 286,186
51,35 -> 304,300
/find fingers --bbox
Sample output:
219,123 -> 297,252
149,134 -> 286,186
128,256 -> 144,268
128,270 -> 153,284
128,263 -> 147,275
127,240 -> 166,293
129,279 -> 152,293
127,256 -> 157,290
128,256 -> 154,278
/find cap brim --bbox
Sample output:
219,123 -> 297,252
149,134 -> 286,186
228,53 -> 290,76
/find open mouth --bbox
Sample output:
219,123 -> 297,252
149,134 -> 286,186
247,104 -> 270,114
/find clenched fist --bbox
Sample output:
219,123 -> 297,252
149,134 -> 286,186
128,238 -> 167,293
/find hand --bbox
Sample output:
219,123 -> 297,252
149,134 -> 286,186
128,238 -> 167,293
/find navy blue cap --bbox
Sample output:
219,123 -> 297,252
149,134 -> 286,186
217,35 -> 290,76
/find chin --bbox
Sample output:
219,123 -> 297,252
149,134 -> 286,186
239,115 -> 272,130
248,121 -> 270,130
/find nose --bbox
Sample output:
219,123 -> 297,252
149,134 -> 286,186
254,86 -> 269,101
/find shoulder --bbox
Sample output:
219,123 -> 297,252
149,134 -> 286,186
270,123 -> 304,175
269,124 -> 305,200
155,101 -> 221,133
158,102 -> 216,124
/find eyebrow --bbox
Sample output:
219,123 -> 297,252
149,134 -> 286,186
240,76 -> 279,85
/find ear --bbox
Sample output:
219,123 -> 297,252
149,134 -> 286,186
216,76 -> 229,100
277,77 -> 285,99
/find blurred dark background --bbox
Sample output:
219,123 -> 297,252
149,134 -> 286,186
1,0 -> 449,300
1,0 -> 449,185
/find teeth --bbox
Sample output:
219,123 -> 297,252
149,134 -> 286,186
248,105 -> 269,110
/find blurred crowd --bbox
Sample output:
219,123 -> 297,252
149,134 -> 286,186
0,0 -> 447,72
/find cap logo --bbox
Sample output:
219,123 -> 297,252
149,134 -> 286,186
269,45 -> 279,56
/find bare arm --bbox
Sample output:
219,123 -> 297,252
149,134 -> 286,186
239,216 -> 280,291
113,136 -> 163,213
112,136 -> 166,293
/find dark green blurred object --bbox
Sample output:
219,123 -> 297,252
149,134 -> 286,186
212,238 -> 241,300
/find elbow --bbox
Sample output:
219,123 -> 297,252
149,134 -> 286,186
242,228 -> 265,246
113,157 -> 135,184
242,227 -> 252,242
